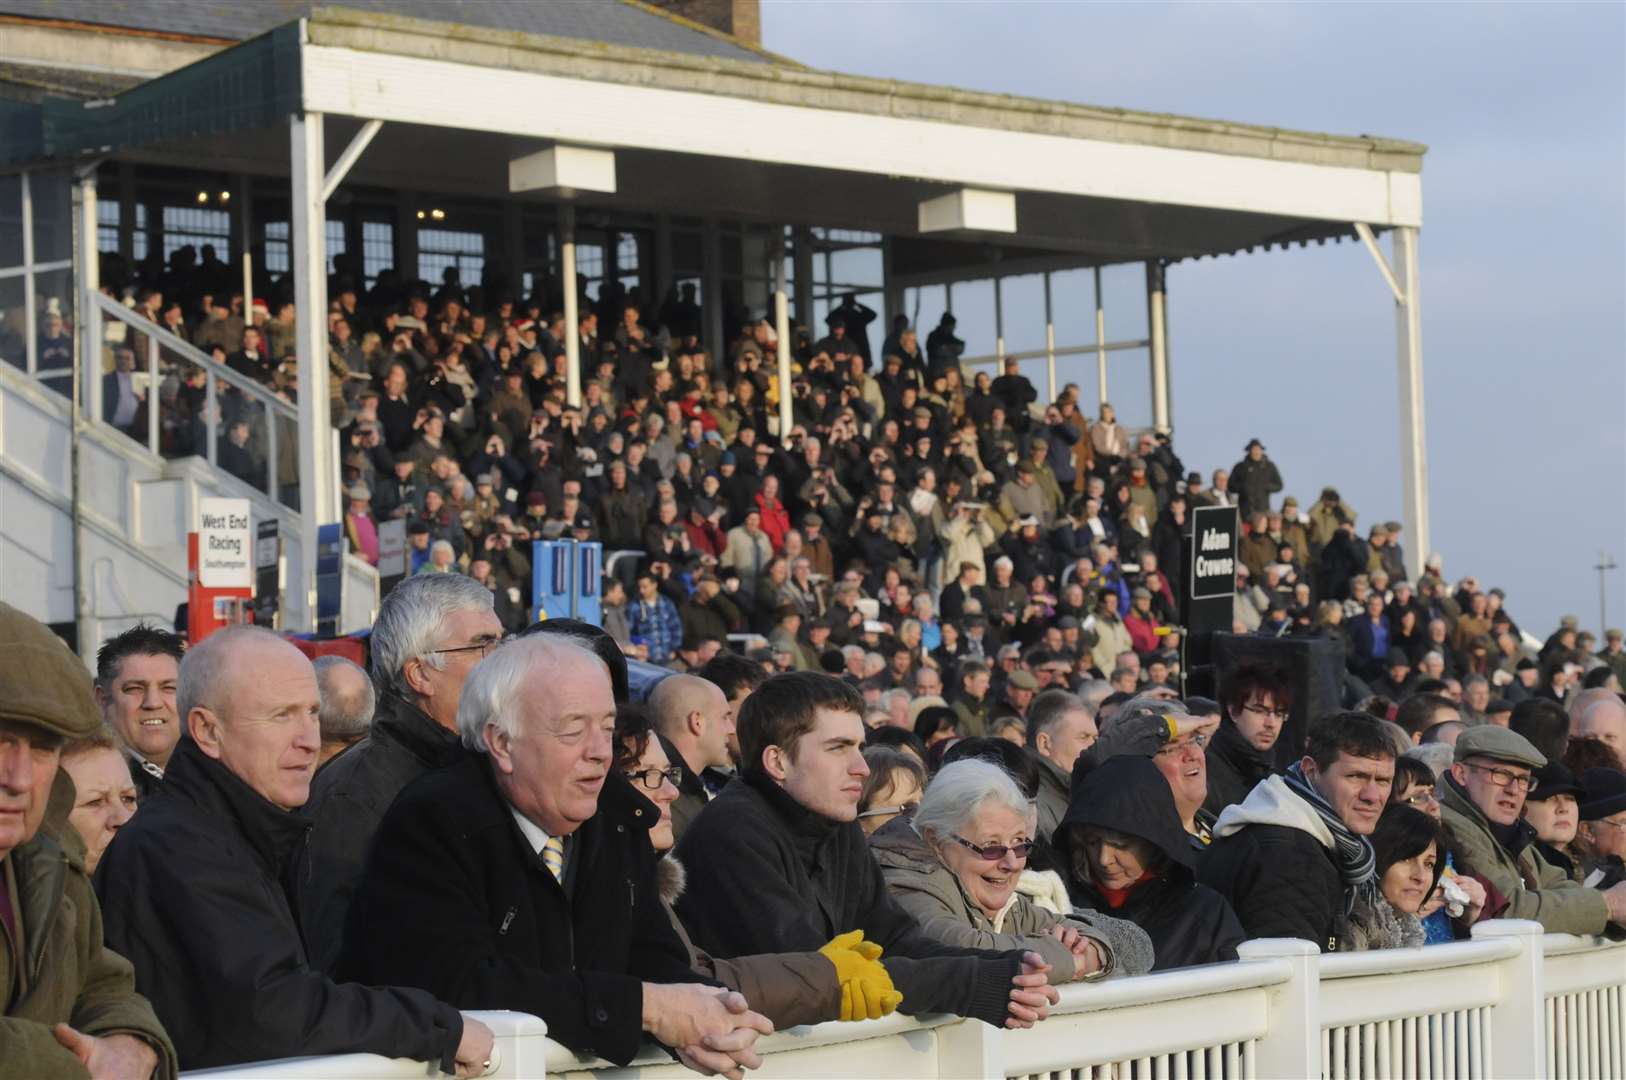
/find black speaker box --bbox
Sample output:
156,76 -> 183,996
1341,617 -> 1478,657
1204,634 -> 1346,771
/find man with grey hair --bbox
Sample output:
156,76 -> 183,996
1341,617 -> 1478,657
339,634 -> 774,1074
97,626 -> 493,1073
296,573 -> 499,972
1026,690 -> 1099,840
313,655 -> 375,767
1571,687 -> 1626,755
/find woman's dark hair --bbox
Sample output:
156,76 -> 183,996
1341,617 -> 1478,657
1510,698 -> 1571,764
858,747 -> 926,815
1388,756 -> 1437,804
941,736 -> 1041,799
1305,711 -> 1399,770
865,724 -> 928,762
613,702 -> 655,771
913,705 -> 959,745
1370,804 -> 1447,897
1565,735 -> 1625,774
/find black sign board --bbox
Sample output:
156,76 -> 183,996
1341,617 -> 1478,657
1191,504 -> 1239,600
1183,504 -> 1239,698
253,519 -> 281,629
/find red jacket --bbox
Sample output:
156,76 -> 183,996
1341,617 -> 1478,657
1124,610 -> 1163,656
754,493 -> 792,554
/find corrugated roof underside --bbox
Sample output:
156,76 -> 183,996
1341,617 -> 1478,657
0,0 -> 768,62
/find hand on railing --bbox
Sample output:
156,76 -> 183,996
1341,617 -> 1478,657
1005,951 -> 1061,1029
1050,925 -> 1105,980
453,1017 -> 495,1078
642,984 -> 774,1080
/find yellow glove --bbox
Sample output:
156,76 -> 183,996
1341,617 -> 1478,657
819,931 -> 903,1022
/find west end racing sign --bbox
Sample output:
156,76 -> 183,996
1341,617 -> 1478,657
1190,504 -> 1239,601
198,497 -> 253,589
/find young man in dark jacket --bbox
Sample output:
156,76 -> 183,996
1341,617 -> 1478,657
1056,755 -> 1245,970
674,671 -> 1061,1029
336,633 -> 772,1074
295,574 -> 501,973
1198,711 -> 1396,952
95,626 -> 492,1074
1202,663 -> 1292,817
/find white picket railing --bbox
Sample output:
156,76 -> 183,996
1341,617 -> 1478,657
183,925 -> 1626,1080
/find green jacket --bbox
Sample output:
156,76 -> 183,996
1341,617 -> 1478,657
1438,777 -> 1610,935
2,777 -> 177,1080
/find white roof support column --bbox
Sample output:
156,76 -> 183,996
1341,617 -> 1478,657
291,111 -> 333,632
560,203 -> 581,408
1392,225 -> 1428,582
772,227 -> 792,437
1093,267 -> 1108,409
1147,261 -> 1170,432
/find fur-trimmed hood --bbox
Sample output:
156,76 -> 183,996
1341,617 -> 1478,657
656,853 -> 687,905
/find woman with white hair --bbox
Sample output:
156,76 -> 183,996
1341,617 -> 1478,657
870,759 -> 1150,982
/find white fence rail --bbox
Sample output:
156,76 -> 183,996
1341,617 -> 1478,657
183,925 -> 1625,1080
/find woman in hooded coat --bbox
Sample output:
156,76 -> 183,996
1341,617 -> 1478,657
1054,755 -> 1246,971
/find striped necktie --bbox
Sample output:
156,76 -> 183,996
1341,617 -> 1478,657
541,835 -> 565,884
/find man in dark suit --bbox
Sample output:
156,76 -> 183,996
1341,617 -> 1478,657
336,633 -> 772,1072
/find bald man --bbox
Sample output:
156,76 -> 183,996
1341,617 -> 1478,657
650,674 -> 734,841
1572,688 -> 1626,757
313,655 -> 375,767
96,626 -> 492,1073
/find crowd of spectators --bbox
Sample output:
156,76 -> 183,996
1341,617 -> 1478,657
8,251 -> 1626,1075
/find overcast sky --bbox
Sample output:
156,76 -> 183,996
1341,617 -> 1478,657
762,0 -> 1625,640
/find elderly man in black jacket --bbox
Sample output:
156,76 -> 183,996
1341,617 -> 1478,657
295,573 -> 501,972
1198,711 -> 1396,953
95,626 -> 492,1074
337,633 -> 772,1075
674,671 -> 1061,1029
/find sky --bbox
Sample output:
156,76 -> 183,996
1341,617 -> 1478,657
760,0 -> 1625,641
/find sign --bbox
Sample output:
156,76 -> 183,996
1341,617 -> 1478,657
1190,504 -> 1239,601
376,519 -> 406,578
315,523 -> 346,638
197,497 -> 253,589
531,539 -> 603,625
253,518 -> 281,628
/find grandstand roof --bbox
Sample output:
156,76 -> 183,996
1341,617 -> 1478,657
0,4 -> 1426,267
0,0 -> 779,65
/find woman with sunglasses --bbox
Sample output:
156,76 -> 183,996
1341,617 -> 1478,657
870,759 -> 1147,983
1056,755 -> 1245,971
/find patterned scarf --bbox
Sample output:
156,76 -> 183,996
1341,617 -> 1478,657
1284,761 -> 1380,913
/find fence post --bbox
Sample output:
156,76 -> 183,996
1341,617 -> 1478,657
935,1015 -> 1002,1080
1237,938 -> 1320,1080
1472,918 -> 1545,1079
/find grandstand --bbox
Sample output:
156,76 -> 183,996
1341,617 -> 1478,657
0,0 -> 1428,652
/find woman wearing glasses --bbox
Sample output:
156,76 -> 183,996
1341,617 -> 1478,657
1056,755 -> 1245,971
869,759 -> 1150,983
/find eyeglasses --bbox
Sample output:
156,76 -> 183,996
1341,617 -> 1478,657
624,766 -> 683,791
1399,790 -> 1439,809
1591,816 -> 1626,832
1460,761 -> 1539,793
1154,732 -> 1209,759
430,635 -> 508,659
951,835 -> 1034,861
1242,703 -> 1288,721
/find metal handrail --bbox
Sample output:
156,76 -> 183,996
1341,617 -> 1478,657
92,294 -> 297,416
957,336 -> 1152,371
93,294 -> 297,500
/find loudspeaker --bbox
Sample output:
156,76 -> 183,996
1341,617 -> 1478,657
1207,633 -> 1346,772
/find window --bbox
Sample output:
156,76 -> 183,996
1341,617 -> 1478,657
97,201 -> 150,260
418,227 -> 485,288
264,219 -> 348,277
161,205 -> 230,263
361,221 -> 393,287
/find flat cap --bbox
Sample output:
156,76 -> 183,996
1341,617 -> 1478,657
1453,725 -> 1545,770
1008,670 -> 1039,691
0,602 -> 101,741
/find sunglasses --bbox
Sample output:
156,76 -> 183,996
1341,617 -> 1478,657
951,835 -> 1034,861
